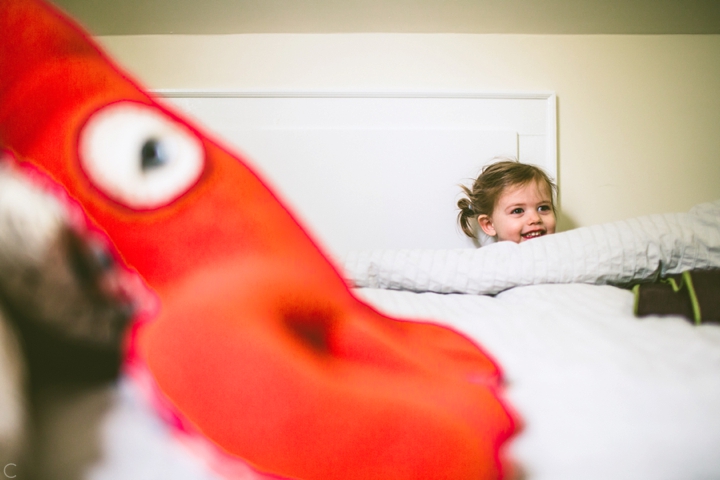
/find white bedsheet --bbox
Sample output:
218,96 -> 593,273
52,284 -> 720,480
355,284 -> 720,480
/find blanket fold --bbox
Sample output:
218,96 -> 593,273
342,200 -> 720,295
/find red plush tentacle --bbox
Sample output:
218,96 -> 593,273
0,1 -> 520,479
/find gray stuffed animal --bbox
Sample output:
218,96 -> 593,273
0,157 -> 133,478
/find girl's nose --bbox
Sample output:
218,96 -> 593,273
528,209 -> 542,224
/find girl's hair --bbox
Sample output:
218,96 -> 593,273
457,159 -> 556,239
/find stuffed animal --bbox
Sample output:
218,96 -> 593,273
0,1 -> 518,478
0,153 -> 133,477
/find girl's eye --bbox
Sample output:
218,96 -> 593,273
511,208 -> 524,214
538,205 -> 552,212
79,101 -> 204,209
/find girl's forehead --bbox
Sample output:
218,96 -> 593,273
499,179 -> 553,203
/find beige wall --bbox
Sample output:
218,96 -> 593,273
98,34 -> 720,230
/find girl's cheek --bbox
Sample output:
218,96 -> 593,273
548,215 -> 557,233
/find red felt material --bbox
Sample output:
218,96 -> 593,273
0,1 -> 519,478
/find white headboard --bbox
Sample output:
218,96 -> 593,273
158,91 -> 557,260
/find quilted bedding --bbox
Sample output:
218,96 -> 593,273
342,200 -> 720,295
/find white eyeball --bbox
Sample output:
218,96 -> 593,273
79,101 -> 204,209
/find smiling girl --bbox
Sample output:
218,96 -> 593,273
457,160 -> 557,244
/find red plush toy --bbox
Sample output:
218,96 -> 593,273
0,1 -> 518,478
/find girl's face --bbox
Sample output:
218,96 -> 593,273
478,180 -> 556,243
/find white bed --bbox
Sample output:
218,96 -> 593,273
339,200 -> 720,479
79,199 -> 720,480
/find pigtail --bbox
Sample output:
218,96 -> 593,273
456,185 -> 478,239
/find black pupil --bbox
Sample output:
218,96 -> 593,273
141,139 -> 166,171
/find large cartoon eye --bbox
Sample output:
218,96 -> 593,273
79,102 -> 204,209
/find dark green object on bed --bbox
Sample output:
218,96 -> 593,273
634,270 -> 720,325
